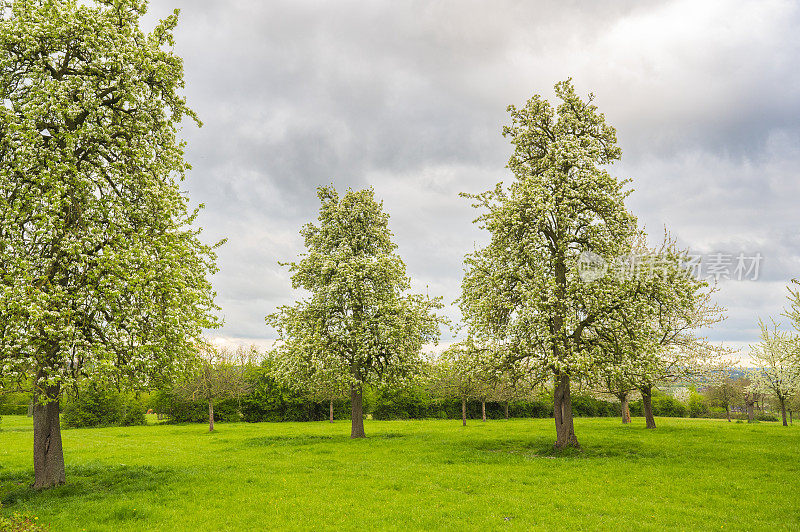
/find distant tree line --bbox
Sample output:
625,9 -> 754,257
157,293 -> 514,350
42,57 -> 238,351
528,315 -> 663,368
8,351 -> 791,428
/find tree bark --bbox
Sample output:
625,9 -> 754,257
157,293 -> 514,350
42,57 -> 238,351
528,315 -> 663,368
208,398 -> 214,432
746,399 -> 755,423
780,398 -> 787,427
481,400 -> 486,422
329,399 -> 334,423
504,400 -> 509,420
620,393 -> 631,424
553,373 -> 580,449
32,385 -> 66,490
350,383 -> 365,438
641,386 -> 656,429
726,404 -> 731,422
461,397 -> 467,426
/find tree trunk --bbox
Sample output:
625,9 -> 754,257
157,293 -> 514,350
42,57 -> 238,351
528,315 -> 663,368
504,401 -> 509,420
553,373 -> 580,449
780,398 -> 787,427
641,386 -> 656,429
481,400 -> 486,422
461,397 -> 467,427
726,404 -> 731,422
620,393 -> 631,424
329,399 -> 334,423
208,398 -> 214,432
350,383 -> 365,438
32,385 -> 66,490
746,399 -> 755,423
27,400 -> 34,417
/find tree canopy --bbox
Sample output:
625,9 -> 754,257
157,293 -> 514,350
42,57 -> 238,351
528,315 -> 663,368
460,79 -> 639,448
267,186 -> 444,437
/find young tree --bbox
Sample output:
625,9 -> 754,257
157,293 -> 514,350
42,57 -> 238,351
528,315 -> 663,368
786,392 -> 799,425
598,238 -> 729,430
267,187 -> 443,438
704,371 -> 744,422
0,1 -> 220,488
270,349 -> 349,423
488,367 -> 540,420
741,378 -> 762,423
749,322 -> 800,427
593,366 -> 636,424
784,278 -> 800,332
175,344 -> 254,431
430,342 -> 493,426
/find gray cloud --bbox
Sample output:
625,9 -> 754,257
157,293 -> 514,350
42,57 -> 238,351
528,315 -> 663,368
143,0 -> 800,355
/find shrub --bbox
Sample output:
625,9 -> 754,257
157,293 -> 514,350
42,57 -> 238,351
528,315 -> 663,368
755,413 -> 779,422
572,395 -> 621,418
372,385 -> 436,420
630,391 -> 688,418
687,392 -> 709,418
151,363 -> 350,425
61,384 -> 145,428
239,365 -> 338,422
0,392 -> 31,415
708,410 -> 747,420
151,390 -> 244,423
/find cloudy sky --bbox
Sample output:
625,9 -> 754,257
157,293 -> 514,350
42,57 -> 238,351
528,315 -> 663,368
144,0 -> 800,357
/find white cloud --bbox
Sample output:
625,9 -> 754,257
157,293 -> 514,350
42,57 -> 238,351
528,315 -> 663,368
141,0 -> 800,356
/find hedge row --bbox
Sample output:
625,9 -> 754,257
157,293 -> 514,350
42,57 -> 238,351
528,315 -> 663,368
61,384 -> 145,428
370,386 -> 622,420
149,366 -> 352,423
0,392 -> 30,415
1,374 -> 786,428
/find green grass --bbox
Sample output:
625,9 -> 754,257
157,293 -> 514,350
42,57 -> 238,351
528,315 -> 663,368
1,415 -> 798,531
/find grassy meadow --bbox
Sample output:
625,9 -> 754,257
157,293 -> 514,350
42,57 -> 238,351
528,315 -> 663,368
1,415 -> 798,531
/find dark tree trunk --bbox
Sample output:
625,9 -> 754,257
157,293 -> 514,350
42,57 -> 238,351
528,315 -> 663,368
552,249 -> 579,450
780,399 -> 787,427
32,385 -> 65,490
620,393 -> 631,424
329,399 -> 334,423
481,400 -> 486,422
726,404 -> 731,422
350,384 -> 365,438
553,373 -> 580,449
208,398 -> 214,432
746,399 -> 755,423
641,386 -> 656,429
504,401 -> 509,420
461,397 -> 467,427
790,410 -> 793,425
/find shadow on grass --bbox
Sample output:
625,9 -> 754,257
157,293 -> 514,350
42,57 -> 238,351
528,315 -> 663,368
0,426 -> 33,433
0,463 -> 178,507
244,432 -> 407,448
244,435 -> 343,447
468,437 -> 665,461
